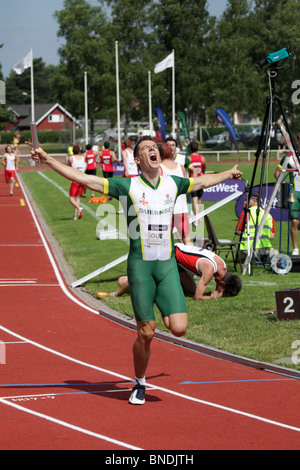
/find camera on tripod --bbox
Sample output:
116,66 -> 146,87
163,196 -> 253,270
258,47 -> 291,67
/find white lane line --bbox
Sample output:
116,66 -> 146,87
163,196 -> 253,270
16,173 -> 100,315
0,397 -> 142,450
1,325 -> 300,435
37,171 -> 129,242
8,174 -> 299,443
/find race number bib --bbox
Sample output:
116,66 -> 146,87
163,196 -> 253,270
147,224 -> 168,246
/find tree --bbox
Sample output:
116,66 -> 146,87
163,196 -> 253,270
249,0 -> 300,131
102,0 -> 160,133
53,0 -> 116,133
205,0 -> 263,123
151,0 -> 213,130
5,58 -> 56,105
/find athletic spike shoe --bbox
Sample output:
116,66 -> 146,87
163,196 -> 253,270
129,384 -> 146,405
78,208 -> 83,219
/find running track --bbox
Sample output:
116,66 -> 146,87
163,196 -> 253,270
0,167 -> 299,451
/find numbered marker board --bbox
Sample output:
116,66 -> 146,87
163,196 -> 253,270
275,289 -> 300,320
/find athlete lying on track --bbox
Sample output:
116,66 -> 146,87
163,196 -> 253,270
98,243 -> 242,300
27,137 -> 242,405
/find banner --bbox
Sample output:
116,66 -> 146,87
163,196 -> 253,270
178,111 -> 191,155
203,179 -> 245,202
215,107 -> 238,150
154,51 -> 174,74
235,184 -> 288,222
14,50 -> 32,75
155,107 -> 167,141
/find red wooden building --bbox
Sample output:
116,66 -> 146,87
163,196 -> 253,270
4,103 -> 77,132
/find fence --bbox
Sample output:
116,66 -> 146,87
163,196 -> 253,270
199,149 -> 283,163
15,149 -> 284,169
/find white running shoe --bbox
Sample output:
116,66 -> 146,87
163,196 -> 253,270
129,384 -> 145,405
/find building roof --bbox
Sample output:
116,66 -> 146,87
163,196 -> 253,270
7,103 -> 77,129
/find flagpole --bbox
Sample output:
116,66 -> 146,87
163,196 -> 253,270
84,71 -> 88,145
30,48 -> 35,122
115,41 -> 121,159
172,49 -> 175,137
148,71 -> 153,134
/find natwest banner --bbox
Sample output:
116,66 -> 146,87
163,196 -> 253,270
202,179 -> 245,201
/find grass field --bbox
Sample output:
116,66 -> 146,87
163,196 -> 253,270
21,159 -> 300,371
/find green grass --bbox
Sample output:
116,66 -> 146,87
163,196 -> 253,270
21,161 -> 300,371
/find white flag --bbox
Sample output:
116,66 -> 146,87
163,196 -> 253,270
13,50 -> 32,75
154,51 -> 174,74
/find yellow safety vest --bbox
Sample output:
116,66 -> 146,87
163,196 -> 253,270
240,206 -> 273,251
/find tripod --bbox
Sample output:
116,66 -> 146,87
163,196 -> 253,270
241,63 -> 300,275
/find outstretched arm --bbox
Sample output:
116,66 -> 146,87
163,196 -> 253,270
27,144 -> 106,194
192,165 -> 242,192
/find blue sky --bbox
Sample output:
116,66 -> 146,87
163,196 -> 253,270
0,0 -> 227,79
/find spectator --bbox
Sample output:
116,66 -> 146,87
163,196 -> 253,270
237,192 -> 277,262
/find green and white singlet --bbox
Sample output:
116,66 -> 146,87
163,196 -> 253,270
103,174 -> 193,260
103,174 -> 194,321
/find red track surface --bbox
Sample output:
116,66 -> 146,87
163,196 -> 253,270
0,168 -> 300,451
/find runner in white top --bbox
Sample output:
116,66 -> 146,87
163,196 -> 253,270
1,145 -> 19,196
122,139 -> 138,177
67,144 -> 86,220
159,142 -> 192,245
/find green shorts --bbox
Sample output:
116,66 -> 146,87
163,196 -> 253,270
289,190 -> 300,220
127,255 -> 187,322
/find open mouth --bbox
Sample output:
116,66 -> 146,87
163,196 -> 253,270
150,152 -> 158,162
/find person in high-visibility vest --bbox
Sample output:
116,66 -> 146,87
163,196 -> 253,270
237,191 -> 277,262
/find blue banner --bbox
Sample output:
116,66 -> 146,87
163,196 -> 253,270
235,184 -> 287,222
215,107 -> 238,150
155,107 -> 166,141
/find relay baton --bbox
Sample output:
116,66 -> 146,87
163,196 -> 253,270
30,122 -> 40,166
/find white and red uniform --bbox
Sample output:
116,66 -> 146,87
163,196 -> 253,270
4,153 -> 17,182
160,162 -> 189,239
69,155 -> 86,197
175,243 -> 226,276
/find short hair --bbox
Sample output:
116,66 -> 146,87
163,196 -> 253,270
133,136 -> 156,158
104,141 -> 110,149
86,144 -> 92,150
189,140 -> 198,152
73,144 -> 80,154
164,136 -> 177,146
159,142 -> 171,160
223,273 -> 242,297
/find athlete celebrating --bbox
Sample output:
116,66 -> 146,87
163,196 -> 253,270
1,145 -> 19,196
28,136 -> 242,405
